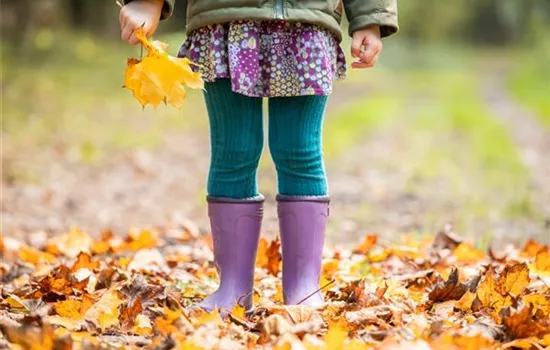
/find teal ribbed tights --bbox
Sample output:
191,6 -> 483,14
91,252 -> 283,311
203,79 -> 328,199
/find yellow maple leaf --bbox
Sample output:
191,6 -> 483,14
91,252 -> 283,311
124,27 -> 203,108
452,243 -> 486,263
49,226 -> 93,258
535,249 -> 550,272
54,299 -> 84,319
523,294 -> 550,316
84,289 -> 125,330
455,290 -> 476,312
18,245 -> 56,265
231,304 -> 246,319
476,267 -> 512,313
498,263 -> 530,297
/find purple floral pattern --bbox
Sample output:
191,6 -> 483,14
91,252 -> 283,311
178,20 -> 347,97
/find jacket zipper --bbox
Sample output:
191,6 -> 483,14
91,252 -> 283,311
273,0 -> 284,19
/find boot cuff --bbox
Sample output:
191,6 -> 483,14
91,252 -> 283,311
276,195 -> 330,203
207,194 -> 265,204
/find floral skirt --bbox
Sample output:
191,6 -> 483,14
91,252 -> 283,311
178,20 -> 347,97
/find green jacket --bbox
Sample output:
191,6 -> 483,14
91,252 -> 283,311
126,0 -> 398,41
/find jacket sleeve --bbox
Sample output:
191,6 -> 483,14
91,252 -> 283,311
122,0 -> 175,20
343,0 -> 398,38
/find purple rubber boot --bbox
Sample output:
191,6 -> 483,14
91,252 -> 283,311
277,195 -> 329,307
198,196 -> 263,315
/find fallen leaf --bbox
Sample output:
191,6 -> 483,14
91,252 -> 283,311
501,306 -> 550,339
453,243 -> 486,263
353,234 -> 378,254
71,252 -> 99,271
476,267 -> 511,311
18,245 -> 56,265
535,249 -> 550,271
256,238 -> 282,276
132,314 -> 153,336
455,290 -> 477,312
429,268 -> 470,302
54,299 -> 85,319
497,262 -> 530,297
522,240 -> 546,257
523,294 -> 550,316
84,289 -> 125,330
51,226 -> 93,258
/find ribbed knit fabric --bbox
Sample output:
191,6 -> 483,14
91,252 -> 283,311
203,79 -> 328,198
269,95 -> 328,196
203,80 -> 264,199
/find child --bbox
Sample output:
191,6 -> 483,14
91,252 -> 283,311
120,0 -> 398,314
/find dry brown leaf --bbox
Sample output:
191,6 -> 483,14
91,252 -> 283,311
428,268 -> 478,302
344,305 -> 392,328
259,314 -> 293,337
84,289 -> 125,330
501,306 -> 550,339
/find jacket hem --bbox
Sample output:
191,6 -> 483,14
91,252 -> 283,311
186,7 -> 343,41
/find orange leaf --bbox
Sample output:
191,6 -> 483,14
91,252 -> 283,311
256,238 -> 282,276
71,252 -> 99,272
535,249 -> 550,271
353,234 -> 378,254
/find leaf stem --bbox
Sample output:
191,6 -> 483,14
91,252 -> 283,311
297,279 -> 335,305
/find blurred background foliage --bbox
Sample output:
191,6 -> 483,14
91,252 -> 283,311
1,0 -> 549,243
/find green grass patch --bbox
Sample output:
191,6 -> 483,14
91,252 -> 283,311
508,44 -> 550,128
401,72 -> 536,227
2,31 -> 206,168
323,94 -> 402,158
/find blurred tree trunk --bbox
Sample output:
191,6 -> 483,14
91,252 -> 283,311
65,0 -> 120,35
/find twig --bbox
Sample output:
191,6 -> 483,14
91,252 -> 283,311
297,279 -> 335,305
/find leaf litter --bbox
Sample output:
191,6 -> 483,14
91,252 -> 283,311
1,227 -> 549,349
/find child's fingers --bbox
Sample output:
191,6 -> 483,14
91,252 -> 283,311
350,36 -> 363,58
121,25 -> 134,43
359,42 -> 382,66
119,6 -> 130,30
351,57 -> 377,69
128,32 -> 140,45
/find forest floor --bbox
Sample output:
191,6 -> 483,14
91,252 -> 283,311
2,39 -> 549,249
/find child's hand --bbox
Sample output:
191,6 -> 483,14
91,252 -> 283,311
119,0 -> 164,45
350,26 -> 382,69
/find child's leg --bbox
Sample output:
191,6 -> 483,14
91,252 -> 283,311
269,95 -> 330,307
199,79 -> 264,315
268,95 -> 328,196
204,79 -> 264,199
